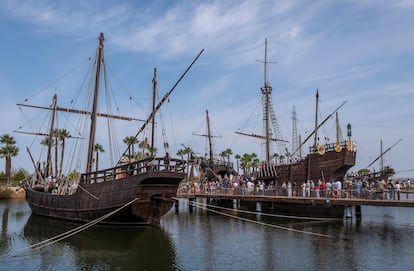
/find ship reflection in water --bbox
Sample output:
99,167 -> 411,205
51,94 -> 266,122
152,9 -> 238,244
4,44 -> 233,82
2,199 -> 414,271
21,214 -> 180,270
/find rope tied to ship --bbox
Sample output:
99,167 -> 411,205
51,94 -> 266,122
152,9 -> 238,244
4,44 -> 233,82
0,197 -> 140,262
180,198 -> 334,238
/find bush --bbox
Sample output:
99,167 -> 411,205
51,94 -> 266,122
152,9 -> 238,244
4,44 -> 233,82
12,168 -> 29,183
0,187 -> 12,199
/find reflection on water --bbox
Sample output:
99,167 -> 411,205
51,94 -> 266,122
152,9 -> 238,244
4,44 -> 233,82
0,199 -> 180,271
2,199 -> 414,271
23,215 -> 181,271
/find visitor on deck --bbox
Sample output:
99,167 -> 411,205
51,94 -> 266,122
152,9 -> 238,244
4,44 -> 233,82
395,181 -> 401,200
164,152 -> 170,170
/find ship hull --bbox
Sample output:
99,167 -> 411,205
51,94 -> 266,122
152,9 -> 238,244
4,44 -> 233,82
24,170 -> 185,226
257,146 -> 356,184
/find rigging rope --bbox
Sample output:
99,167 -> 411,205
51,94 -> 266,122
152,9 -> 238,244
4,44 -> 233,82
183,199 -> 334,238
190,199 -> 341,221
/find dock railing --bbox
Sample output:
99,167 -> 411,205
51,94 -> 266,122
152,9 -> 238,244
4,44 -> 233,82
178,184 -> 414,201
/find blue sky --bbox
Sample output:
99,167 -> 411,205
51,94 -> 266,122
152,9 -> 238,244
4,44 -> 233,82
0,0 -> 413,177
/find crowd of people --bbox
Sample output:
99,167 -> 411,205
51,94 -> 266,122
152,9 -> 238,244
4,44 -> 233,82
180,174 -> 412,201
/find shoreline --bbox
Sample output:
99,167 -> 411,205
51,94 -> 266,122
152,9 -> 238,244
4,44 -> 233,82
0,186 -> 26,199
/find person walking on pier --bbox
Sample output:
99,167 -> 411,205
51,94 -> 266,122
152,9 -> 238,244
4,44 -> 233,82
387,181 -> 394,200
395,181 -> 401,200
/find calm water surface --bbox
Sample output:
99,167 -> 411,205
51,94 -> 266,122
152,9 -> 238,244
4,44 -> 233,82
1,198 -> 414,271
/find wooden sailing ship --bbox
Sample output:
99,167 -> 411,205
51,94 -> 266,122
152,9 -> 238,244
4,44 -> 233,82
21,33 -> 203,225
193,109 -> 237,180
239,39 -> 356,184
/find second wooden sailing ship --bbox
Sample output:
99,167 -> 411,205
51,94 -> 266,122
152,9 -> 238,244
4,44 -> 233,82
239,40 -> 356,184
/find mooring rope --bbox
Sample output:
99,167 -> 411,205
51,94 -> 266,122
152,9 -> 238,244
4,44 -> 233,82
181,199 -> 333,238
191,200 -> 341,221
0,197 -> 139,261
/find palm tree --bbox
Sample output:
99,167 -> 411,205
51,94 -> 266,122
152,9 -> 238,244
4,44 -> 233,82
176,149 -> 186,160
224,148 -> 233,164
123,136 -> 138,158
40,136 -> 51,175
271,153 -> 279,164
219,150 -> 226,162
139,138 -> 150,156
0,134 -> 19,186
57,128 -> 70,177
284,148 -> 291,164
240,153 -> 252,175
93,143 -> 105,172
278,154 -> 285,165
53,129 -> 59,178
234,154 -> 241,174
249,153 -> 258,172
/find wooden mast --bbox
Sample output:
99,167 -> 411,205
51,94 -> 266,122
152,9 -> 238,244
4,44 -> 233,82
46,94 -> 57,177
262,39 -> 271,164
336,112 -> 340,142
313,89 -> 319,149
119,49 -> 204,160
206,109 -> 214,162
86,33 -> 104,173
151,68 -> 157,156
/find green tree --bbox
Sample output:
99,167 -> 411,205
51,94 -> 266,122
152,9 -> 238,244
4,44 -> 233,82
94,143 -> 105,172
234,154 -> 241,174
139,138 -> 150,156
220,148 -> 233,163
123,136 -> 138,158
40,136 -> 51,176
0,134 -> 19,186
176,149 -> 186,160
284,148 -> 291,164
56,128 -> 71,177
272,153 -> 279,164
240,153 -> 252,175
278,154 -> 285,164
12,168 -> 29,183
357,168 -> 369,175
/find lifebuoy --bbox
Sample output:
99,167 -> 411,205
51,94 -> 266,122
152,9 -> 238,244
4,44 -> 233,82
317,145 -> 325,155
333,190 -> 339,197
335,142 -> 342,152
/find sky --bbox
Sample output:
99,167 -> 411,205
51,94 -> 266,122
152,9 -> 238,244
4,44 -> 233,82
0,0 -> 413,178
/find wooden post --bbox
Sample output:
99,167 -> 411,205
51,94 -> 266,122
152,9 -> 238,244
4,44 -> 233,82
344,205 -> 352,219
174,199 -> 179,213
355,205 -> 362,220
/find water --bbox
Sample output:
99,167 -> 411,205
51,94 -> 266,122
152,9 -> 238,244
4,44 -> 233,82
1,198 -> 414,271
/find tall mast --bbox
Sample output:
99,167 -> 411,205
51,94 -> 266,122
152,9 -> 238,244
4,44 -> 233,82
291,105 -> 298,156
313,89 -> 319,149
46,94 -> 57,177
261,39 -> 271,164
380,139 -> 384,172
335,111 -> 343,142
206,109 -> 214,162
151,68 -> 157,155
86,33 -> 104,173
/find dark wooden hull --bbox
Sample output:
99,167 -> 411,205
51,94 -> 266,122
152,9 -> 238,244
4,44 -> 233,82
24,171 -> 185,226
200,159 -> 237,180
257,146 -> 356,184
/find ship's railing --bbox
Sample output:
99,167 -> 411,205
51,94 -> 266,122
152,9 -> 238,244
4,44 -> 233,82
309,140 -> 355,153
210,159 -> 234,168
81,157 -> 186,184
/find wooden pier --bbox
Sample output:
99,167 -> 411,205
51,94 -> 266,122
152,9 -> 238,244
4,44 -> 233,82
177,193 -> 414,207
176,189 -> 414,220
